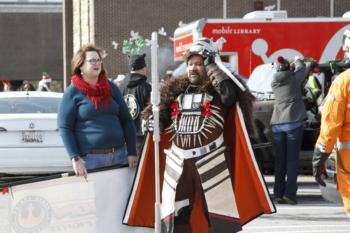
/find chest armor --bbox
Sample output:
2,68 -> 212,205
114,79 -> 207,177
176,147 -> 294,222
166,92 -> 225,149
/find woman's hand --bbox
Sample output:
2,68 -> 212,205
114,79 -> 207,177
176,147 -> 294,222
71,157 -> 87,177
128,156 -> 138,168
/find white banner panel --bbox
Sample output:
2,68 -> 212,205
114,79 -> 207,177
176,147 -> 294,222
6,168 -> 152,233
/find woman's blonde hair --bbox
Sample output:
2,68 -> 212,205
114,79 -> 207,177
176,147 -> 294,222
71,44 -> 106,76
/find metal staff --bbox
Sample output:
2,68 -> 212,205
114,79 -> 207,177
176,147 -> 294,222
151,31 -> 161,233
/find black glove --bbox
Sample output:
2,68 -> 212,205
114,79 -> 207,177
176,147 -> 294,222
206,64 -> 229,87
312,149 -> 330,187
204,54 -> 215,66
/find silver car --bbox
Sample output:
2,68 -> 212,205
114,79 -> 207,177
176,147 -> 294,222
0,91 -> 72,175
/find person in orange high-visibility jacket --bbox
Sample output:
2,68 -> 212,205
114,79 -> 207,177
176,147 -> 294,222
313,29 -> 350,214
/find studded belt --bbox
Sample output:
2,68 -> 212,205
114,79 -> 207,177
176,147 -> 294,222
171,134 -> 224,159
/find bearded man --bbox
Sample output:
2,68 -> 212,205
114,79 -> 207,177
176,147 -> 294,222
123,38 -> 275,233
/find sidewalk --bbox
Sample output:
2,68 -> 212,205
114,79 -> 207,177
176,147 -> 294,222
263,175 -> 321,196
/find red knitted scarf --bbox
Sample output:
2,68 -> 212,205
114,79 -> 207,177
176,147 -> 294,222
71,74 -> 112,111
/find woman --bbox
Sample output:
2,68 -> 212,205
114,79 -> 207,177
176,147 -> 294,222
58,44 -> 137,177
270,56 -> 307,205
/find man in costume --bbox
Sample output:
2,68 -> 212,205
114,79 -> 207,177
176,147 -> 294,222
123,38 -> 275,233
313,29 -> 350,215
123,53 -> 152,156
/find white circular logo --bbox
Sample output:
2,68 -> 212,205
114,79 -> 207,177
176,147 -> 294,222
124,94 -> 140,120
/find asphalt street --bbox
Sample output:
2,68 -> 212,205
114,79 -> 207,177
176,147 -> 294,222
242,175 -> 350,232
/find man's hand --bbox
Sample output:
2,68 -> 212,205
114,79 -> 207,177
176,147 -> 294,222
204,54 -> 215,66
206,64 -> 229,87
128,156 -> 138,168
312,149 -> 330,186
142,115 -> 154,134
72,157 -> 87,178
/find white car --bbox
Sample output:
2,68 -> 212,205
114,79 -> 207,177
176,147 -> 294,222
0,91 -> 72,175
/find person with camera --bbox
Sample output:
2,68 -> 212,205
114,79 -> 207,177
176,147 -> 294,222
270,56 -> 307,205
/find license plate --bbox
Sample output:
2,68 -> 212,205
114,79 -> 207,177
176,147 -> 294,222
22,131 -> 44,143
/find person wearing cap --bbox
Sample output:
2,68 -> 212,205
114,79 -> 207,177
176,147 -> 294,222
37,72 -> 52,91
313,29 -> 350,215
270,56 -> 307,205
124,38 -> 275,233
123,53 -> 151,157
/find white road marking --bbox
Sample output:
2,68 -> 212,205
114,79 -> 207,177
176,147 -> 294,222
243,230 -> 350,233
275,206 -> 345,210
245,224 -> 350,229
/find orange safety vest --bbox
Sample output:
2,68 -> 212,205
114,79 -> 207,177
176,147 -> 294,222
316,69 -> 350,153
316,69 -> 350,213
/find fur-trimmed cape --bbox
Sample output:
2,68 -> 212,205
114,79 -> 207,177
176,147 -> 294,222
142,74 -> 256,134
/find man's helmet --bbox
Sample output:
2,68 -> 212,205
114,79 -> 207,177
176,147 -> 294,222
183,37 -> 217,63
342,29 -> 350,59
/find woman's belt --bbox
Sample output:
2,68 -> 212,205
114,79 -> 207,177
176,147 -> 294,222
171,134 -> 224,159
91,146 -> 119,154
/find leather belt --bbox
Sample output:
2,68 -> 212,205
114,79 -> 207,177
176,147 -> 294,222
171,134 -> 224,159
91,147 -> 119,154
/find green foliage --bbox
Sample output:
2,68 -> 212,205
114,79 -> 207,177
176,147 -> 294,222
122,36 -> 145,56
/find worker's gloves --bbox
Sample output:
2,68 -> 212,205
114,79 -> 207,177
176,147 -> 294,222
206,64 -> 229,87
312,148 -> 330,187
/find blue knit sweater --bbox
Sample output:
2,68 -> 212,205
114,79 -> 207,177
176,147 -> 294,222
57,81 -> 136,159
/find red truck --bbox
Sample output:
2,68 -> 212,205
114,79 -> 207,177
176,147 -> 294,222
174,11 -> 350,78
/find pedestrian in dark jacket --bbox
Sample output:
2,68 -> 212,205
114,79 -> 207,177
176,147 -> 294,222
123,53 -> 151,156
271,56 -> 307,205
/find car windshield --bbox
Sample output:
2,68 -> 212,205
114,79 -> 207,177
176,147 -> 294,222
0,97 -> 61,114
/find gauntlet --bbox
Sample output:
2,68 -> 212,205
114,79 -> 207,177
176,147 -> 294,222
206,64 -> 229,87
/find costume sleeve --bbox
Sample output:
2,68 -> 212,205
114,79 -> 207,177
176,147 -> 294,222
271,70 -> 293,85
316,73 -> 348,153
111,83 -> 137,156
215,79 -> 238,107
57,87 -> 80,159
293,59 -> 306,85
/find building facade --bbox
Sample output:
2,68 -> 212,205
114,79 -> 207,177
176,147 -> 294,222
0,1 -> 62,81
67,0 -> 350,85
2,0 -> 350,84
